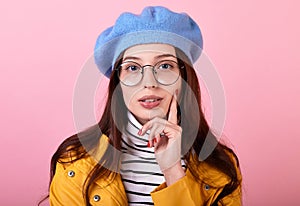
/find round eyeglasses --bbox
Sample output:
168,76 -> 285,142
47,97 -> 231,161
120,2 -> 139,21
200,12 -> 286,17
116,60 -> 183,86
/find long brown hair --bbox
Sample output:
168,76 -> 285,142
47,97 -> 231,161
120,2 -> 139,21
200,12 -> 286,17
39,48 -> 241,205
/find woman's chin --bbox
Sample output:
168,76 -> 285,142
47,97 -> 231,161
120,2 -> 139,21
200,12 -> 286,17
131,108 -> 167,124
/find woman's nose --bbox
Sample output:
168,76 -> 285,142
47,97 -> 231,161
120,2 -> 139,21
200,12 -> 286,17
142,67 -> 158,88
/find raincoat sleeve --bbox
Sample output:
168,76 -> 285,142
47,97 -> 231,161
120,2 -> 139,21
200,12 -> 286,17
150,153 -> 242,206
150,169 -> 242,206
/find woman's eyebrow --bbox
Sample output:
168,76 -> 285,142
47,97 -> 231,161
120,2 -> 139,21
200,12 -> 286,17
123,54 -> 177,62
154,54 -> 177,60
123,56 -> 141,62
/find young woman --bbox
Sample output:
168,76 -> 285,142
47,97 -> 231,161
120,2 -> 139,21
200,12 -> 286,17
45,6 -> 242,206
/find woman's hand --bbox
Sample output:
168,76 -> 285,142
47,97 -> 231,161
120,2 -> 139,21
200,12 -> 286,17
138,90 -> 185,185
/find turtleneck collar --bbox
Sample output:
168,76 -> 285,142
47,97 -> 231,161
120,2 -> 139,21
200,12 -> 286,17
121,111 -> 155,157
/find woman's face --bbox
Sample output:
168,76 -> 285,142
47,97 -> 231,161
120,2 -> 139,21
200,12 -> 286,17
119,44 -> 182,125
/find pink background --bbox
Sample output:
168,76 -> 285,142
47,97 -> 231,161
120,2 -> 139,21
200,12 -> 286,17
1,0 -> 299,205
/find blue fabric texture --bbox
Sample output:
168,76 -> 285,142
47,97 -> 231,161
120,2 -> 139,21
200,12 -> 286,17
94,6 -> 203,78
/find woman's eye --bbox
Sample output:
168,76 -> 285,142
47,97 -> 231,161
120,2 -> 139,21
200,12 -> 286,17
125,65 -> 139,72
159,64 -> 172,70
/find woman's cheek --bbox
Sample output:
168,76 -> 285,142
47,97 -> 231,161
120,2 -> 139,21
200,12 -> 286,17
121,86 -> 136,108
162,80 -> 181,98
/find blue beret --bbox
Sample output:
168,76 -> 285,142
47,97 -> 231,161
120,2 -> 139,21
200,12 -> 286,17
94,6 -> 203,77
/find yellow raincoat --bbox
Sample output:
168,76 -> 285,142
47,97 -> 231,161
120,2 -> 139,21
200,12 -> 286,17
50,134 -> 242,205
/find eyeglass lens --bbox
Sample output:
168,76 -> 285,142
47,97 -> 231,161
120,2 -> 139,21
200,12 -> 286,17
118,60 -> 180,86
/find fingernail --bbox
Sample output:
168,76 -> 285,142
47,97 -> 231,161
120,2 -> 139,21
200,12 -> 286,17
138,129 -> 142,136
147,141 -> 150,148
154,138 -> 157,143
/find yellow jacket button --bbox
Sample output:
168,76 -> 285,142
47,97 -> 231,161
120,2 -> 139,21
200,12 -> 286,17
204,184 -> 210,190
67,170 -> 75,177
93,195 -> 101,202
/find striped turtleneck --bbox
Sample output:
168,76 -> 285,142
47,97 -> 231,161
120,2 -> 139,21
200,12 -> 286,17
120,111 -> 185,206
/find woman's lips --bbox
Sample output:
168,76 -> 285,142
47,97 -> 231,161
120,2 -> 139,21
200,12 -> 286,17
138,95 -> 162,109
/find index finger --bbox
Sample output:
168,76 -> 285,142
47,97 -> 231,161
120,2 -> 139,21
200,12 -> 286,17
167,91 -> 178,124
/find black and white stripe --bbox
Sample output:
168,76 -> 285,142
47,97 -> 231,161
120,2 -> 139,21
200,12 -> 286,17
120,112 -> 185,206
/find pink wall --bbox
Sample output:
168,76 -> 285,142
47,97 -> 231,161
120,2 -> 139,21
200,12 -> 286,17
1,0 -> 299,205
